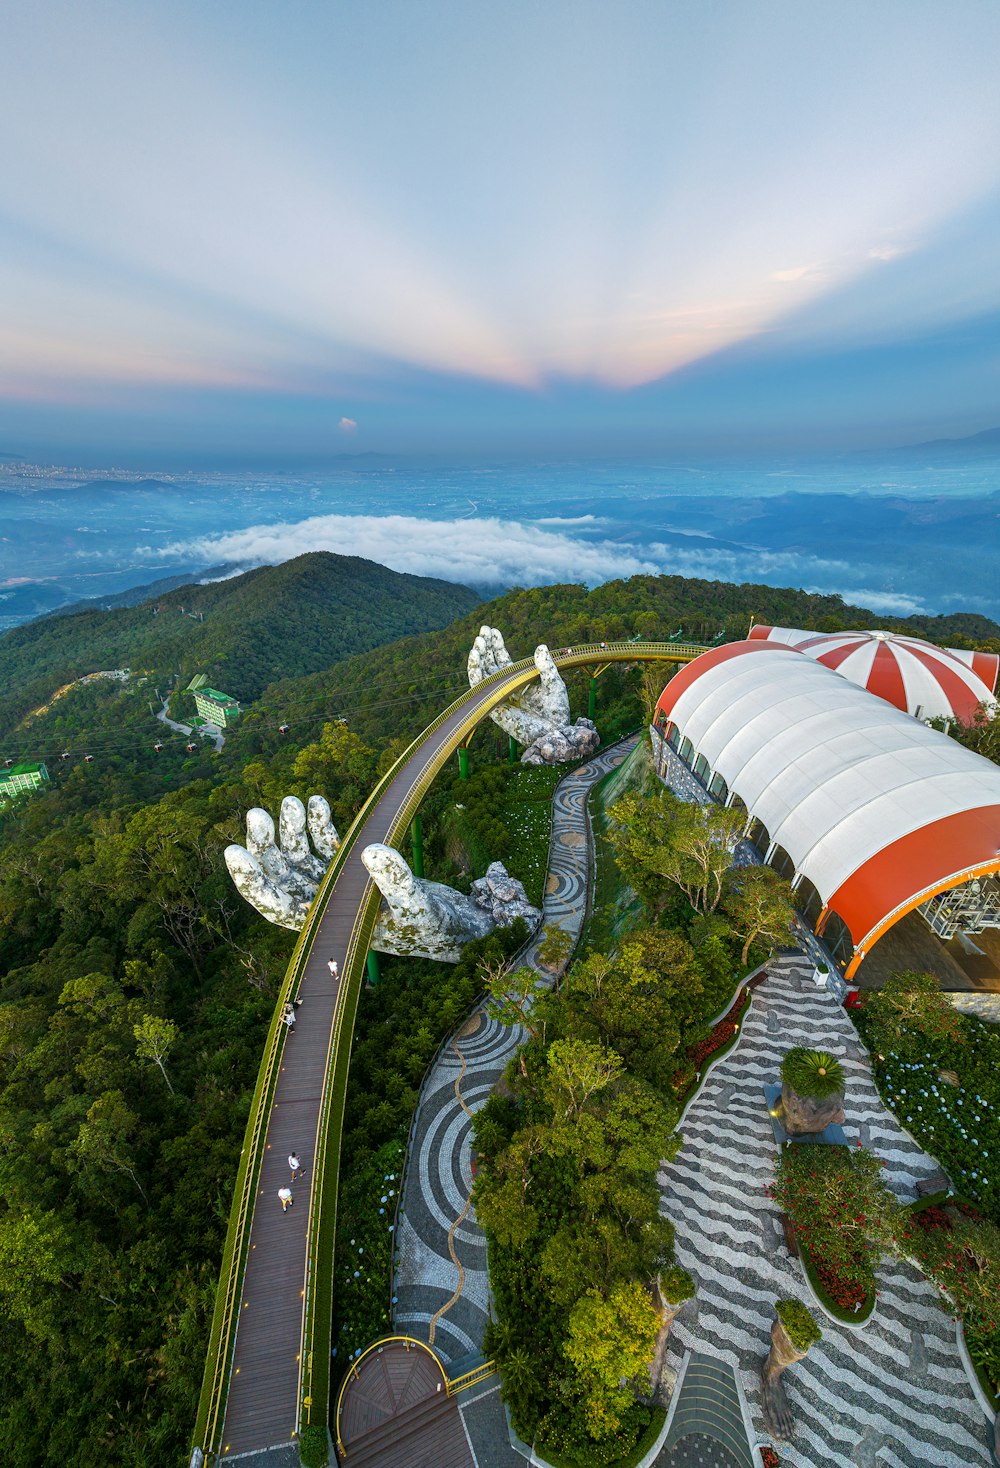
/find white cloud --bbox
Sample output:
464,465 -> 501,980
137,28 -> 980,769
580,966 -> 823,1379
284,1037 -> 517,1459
838,587 -> 928,615
155,513 -> 906,622
534,514 -> 604,526
338,416 -> 358,433
867,243 -> 909,262
158,514 -> 664,587
769,263 -> 826,284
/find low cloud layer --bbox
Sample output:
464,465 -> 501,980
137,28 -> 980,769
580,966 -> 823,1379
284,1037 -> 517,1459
156,511 -> 927,617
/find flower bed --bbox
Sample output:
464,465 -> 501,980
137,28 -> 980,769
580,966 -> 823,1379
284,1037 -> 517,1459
800,1240 -> 875,1323
760,1448 -> 780,1468
853,1010 -> 1000,1224
898,1196 -> 1000,1408
671,984 -> 753,1107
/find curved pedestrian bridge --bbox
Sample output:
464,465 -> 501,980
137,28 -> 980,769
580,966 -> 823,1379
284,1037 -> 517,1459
191,641 -> 704,1465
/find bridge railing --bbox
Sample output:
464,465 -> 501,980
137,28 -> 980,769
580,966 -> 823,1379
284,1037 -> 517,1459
193,641 -> 705,1458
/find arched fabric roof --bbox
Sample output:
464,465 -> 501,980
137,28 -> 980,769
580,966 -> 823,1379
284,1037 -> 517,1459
748,624 -> 998,724
656,641 -> 1000,977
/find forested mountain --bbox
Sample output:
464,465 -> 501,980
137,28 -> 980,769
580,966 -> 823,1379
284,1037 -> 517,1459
0,552 -> 481,732
0,562 -> 997,1466
228,572 -> 1000,762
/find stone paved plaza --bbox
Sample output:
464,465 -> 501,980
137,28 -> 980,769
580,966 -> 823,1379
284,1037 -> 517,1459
659,950 -> 994,1467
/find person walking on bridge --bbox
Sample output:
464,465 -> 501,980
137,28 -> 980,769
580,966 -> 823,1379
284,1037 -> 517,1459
327,957 -> 339,978
278,1186 -> 294,1212
288,1151 -> 304,1181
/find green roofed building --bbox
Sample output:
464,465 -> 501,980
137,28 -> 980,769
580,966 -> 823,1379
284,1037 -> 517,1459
0,761 -> 50,805
191,686 -> 241,728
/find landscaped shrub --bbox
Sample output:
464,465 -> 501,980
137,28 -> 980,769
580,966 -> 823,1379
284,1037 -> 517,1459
658,1264 -> 696,1305
771,1143 -> 898,1311
298,1423 -> 329,1467
775,1299 -> 821,1351
965,1322 -> 1000,1404
898,1201 -> 1000,1335
780,1047 -> 845,1100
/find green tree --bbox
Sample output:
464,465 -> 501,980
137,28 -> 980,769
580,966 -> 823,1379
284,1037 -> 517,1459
608,788 -> 744,914
564,1282 -> 660,1439
864,970 -> 966,1056
722,864 -> 796,966
543,1038 -> 623,1123
133,1014 -> 179,1094
69,1090 -> 148,1204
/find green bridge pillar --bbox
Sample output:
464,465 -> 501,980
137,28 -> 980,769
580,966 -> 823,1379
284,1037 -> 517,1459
508,734 -> 518,765
588,675 -> 598,721
458,745 -> 470,780
366,949 -> 381,986
410,813 -> 424,878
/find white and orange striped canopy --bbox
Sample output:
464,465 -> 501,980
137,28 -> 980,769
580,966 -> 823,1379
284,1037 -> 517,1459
748,625 -> 997,725
655,641 -> 1000,977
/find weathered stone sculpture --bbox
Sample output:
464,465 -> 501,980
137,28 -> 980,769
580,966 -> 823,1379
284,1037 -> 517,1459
224,796 -> 339,930
778,1047 -> 846,1137
365,846 -> 540,961
761,1301 -> 820,1440
225,798 -> 541,961
467,625 -> 600,765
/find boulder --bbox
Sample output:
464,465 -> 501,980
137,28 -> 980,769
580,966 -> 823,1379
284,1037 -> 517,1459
779,1080 -> 845,1136
469,862 -> 542,930
521,718 -> 600,766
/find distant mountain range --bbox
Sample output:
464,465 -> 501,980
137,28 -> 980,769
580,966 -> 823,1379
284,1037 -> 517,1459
898,426 -> 1000,452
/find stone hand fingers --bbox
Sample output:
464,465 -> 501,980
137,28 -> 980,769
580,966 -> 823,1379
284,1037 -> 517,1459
224,845 -> 310,931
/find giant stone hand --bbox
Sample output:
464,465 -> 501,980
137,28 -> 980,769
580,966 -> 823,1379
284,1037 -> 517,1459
468,624 -> 600,765
224,795 -> 340,931
226,797 -> 541,960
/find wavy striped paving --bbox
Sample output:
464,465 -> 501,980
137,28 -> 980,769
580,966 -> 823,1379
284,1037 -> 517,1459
393,738 -> 639,1361
658,951 -> 993,1468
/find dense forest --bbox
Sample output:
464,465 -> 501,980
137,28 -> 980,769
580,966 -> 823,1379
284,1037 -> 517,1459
0,561 -> 998,1465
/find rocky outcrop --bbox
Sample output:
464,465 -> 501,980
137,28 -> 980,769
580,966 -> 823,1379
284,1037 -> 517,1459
470,861 -> 542,928
521,717 -> 599,766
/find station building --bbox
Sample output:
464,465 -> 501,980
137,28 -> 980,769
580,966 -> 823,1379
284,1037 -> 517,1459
654,639 -> 1000,984
0,761 -> 50,805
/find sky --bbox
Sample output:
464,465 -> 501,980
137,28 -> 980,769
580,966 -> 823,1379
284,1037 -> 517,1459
3,1 -> 1000,463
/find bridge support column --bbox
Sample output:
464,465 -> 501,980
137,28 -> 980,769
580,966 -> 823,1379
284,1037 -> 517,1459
588,676 -> 598,721
458,746 -> 470,780
410,814 -> 424,878
366,949 -> 381,986
508,734 -> 518,765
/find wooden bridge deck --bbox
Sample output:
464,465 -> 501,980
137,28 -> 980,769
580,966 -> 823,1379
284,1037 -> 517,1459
210,643 -> 698,1461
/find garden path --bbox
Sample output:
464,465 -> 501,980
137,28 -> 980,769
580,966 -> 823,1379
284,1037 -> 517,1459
392,737 -> 638,1362
659,950 -> 994,1468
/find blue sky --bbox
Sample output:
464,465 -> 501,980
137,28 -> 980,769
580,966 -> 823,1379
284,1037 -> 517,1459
3,0 -> 1000,463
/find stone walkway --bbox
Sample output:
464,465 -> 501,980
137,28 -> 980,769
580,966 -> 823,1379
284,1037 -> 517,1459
392,738 -> 638,1364
659,950 -> 994,1468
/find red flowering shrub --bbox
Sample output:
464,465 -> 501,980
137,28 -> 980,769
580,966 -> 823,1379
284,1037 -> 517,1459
811,1254 -> 867,1312
673,989 -> 750,1092
771,1144 -> 897,1312
899,1202 -> 1000,1334
760,1448 -> 780,1468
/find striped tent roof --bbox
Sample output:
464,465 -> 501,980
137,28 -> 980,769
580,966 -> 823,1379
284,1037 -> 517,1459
748,625 -> 998,724
655,641 -> 1000,977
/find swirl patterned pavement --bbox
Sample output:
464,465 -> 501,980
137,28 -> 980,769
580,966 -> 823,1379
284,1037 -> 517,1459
391,737 -> 639,1362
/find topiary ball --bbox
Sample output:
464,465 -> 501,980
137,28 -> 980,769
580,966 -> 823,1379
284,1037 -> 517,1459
781,1047 -> 845,1101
